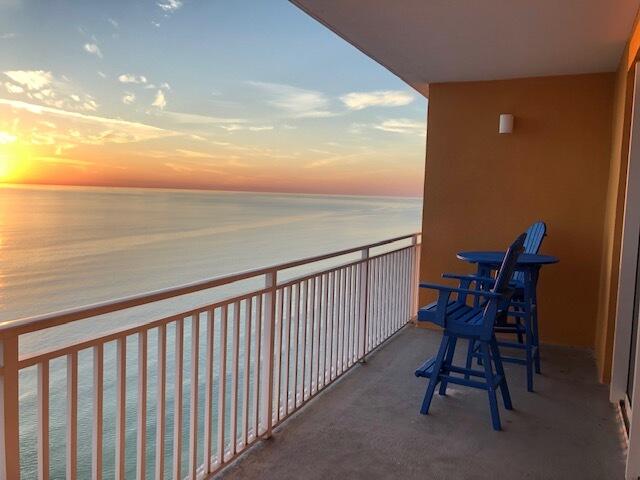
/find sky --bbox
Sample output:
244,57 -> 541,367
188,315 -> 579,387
0,0 -> 426,197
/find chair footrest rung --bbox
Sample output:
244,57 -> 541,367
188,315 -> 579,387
415,357 -> 437,378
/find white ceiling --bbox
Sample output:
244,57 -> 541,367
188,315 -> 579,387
291,0 -> 640,96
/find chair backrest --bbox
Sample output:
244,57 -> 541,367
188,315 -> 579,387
513,222 -> 546,283
481,233 -> 526,337
523,221 -> 546,254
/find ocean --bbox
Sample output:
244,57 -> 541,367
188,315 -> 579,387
1,184 -> 422,478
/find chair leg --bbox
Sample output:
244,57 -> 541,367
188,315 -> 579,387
465,339 -> 475,380
438,336 -> 457,395
490,336 -> 512,410
480,341 -> 501,431
532,307 -> 541,374
420,335 -> 449,415
525,317 -> 534,392
515,316 -> 524,344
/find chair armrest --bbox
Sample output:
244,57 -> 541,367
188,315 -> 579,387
419,282 -> 501,298
442,273 -> 495,284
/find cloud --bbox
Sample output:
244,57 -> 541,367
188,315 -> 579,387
152,90 -> 166,109
159,110 -> 246,125
219,124 -> 273,132
122,92 -> 135,105
107,18 -> 118,28
306,151 -> 369,169
0,131 -> 16,144
2,70 -> 98,112
246,81 -> 335,118
0,98 -> 175,145
157,0 -> 183,12
373,118 -> 424,135
340,90 -> 414,110
3,82 -> 23,94
83,43 -> 103,59
118,73 -> 147,84
4,70 -> 52,90
0,33 -> 15,39
97,71 -> 106,79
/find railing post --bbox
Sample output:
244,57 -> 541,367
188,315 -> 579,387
0,334 -> 20,480
262,270 -> 277,439
411,234 -> 421,320
359,248 -> 370,362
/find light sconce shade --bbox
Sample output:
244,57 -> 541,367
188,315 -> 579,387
499,114 -> 514,134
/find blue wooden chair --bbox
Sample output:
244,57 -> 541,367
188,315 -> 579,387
415,233 -> 526,431
440,222 -> 547,391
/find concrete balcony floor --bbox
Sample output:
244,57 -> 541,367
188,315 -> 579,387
220,327 -> 626,479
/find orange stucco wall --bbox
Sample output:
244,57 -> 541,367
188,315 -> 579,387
419,73 -> 615,348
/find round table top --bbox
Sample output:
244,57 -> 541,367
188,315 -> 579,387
456,251 -> 559,266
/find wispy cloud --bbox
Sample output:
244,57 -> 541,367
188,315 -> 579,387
3,82 -> 23,94
152,90 -> 166,109
4,70 -> 52,90
107,18 -> 118,28
373,118 -> 424,135
122,92 -> 135,105
157,0 -> 183,13
219,124 -> 273,132
0,131 -> 16,144
246,81 -> 336,118
159,110 -> 246,125
0,98 -> 175,145
97,71 -> 107,79
118,73 -> 147,84
0,33 -> 15,39
305,151 -> 369,169
3,70 -> 98,112
83,42 -> 103,59
341,90 -> 414,110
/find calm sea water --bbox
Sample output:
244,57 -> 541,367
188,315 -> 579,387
2,184 -> 421,479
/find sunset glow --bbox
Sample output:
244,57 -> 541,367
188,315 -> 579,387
0,1 -> 426,196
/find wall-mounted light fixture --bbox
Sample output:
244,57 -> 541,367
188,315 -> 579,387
499,114 -> 514,134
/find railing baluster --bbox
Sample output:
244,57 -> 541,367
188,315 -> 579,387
316,275 -> 324,389
203,310 -> 214,474
156,324 -> 167,480
274,290 -> 283,420
137,330 -> 148,480
291,284 -> 300,410
413,235 -> 421,319
281,287 -> 290,415
37,360 -> 49,480
230,302 -> 240,454
329,272 -> 336,380
0,335 -> 19,480
173,319 -> 184,480
217,306 -> 228,462
66,352 -> 78,480
322,274 -> 330,386
92,344 -> 103,480
242,298 -> 252,446
308,276 -> 316,396
299,280 -> 308,400
188,315 -> 198,480
262,272 -> 277,438
253,296 -> 262,437
350,265 -> 356,364
284,286 -> 292,414
115,338 -> 126,480
359,250 -> 368,361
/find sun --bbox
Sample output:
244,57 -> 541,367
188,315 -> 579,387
0,132 -> 29,183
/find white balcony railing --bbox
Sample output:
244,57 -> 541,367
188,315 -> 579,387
0,233 -> 421,480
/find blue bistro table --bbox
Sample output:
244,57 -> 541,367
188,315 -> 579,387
456,251 -> 559,391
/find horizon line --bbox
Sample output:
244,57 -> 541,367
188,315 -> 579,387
0,181 -> 424,200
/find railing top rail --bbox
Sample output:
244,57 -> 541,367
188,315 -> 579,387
0,232 -> 420,337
